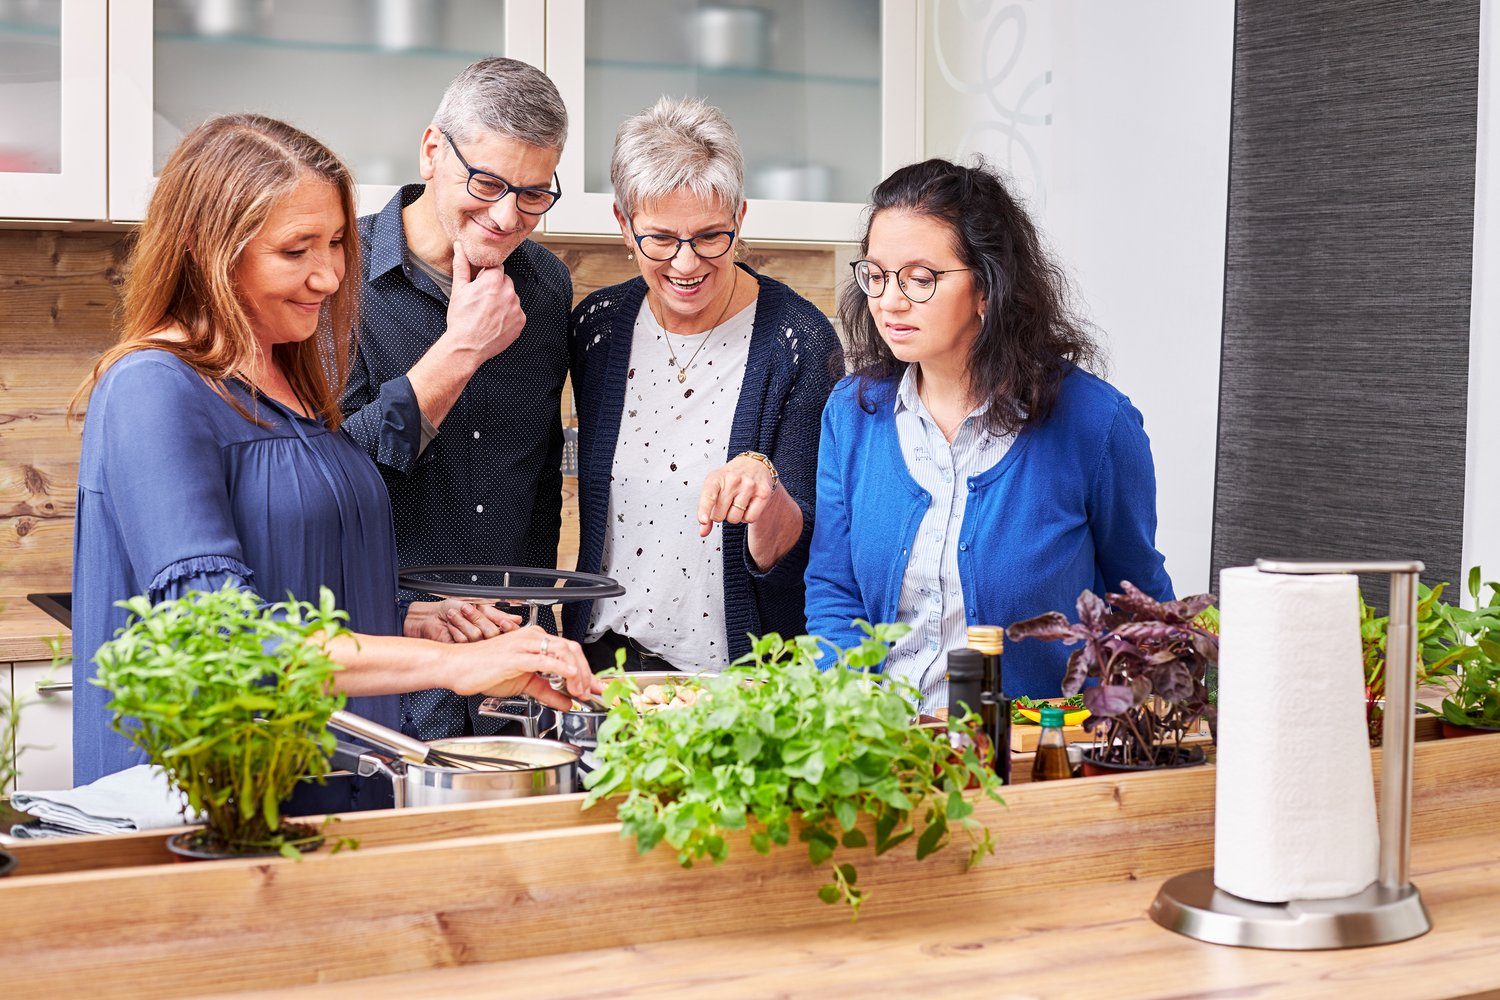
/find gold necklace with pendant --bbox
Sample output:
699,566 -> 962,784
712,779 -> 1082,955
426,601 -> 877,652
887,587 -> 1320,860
661,270 -> 739,384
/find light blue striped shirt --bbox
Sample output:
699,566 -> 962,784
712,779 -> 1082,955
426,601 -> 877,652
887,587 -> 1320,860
887,367 -> 1015,713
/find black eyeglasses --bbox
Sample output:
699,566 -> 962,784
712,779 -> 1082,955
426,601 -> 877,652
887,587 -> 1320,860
441,130 -> 562,215
630,225 -> 737,262
851,260 -> 973,303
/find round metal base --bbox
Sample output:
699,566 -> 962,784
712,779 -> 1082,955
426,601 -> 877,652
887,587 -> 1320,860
1150,869 -> 1431,950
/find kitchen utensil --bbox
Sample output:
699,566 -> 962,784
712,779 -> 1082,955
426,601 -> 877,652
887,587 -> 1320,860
373,0 -> 445,52
749,163 -> 834,202
690,5 -> 771,71
328,709 -> 527,770
398,565 -> 625,627
330,736 -> 581,808
1151,559 -> 1432,950
479,670 -> 710,749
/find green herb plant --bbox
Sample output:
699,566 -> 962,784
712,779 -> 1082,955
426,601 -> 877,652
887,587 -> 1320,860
92,584 -> 351,858
0,667 -> 38,796
1432,567 -> 1500,730
582,623 -> 1005,916
1359,582 -> 1455,744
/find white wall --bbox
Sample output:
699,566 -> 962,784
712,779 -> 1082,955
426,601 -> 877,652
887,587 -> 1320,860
925,0 -> 1235,596
1462,0 -> 1500,597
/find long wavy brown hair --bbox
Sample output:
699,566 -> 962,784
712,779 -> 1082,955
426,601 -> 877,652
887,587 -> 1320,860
840,158 -> 1101,436
72,113 -> 360,429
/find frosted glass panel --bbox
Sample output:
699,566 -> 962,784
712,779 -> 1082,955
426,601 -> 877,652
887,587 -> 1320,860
584,0 -> 882,205
152,1 -> 506,185
0,2 -> 63,174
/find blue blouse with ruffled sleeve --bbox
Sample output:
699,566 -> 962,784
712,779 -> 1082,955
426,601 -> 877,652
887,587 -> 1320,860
72,350 -> 404,809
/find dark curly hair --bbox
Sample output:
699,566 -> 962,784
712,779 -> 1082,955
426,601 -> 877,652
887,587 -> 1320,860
839,158 -> 1102,436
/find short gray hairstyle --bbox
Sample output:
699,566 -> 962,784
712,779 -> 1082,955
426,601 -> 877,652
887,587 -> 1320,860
432,58 -> 568,151
610,96 -> 745,218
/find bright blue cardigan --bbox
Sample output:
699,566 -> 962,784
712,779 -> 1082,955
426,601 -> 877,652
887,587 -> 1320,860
804,367 -> 1174,698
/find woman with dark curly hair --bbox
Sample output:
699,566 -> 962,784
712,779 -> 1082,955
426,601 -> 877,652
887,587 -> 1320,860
804,158 -> 1172,707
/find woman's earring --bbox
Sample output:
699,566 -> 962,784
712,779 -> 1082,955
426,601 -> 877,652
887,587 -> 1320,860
626,251 -> 634,261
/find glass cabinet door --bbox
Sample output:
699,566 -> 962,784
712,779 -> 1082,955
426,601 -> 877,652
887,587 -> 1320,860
0,1 -> 106,220
545,0 -> 918,242
108,0 -> 544,221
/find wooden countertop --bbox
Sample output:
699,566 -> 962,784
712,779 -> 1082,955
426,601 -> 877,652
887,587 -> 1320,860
227,831 -> 1500,1000
6,734 -> 1498,999
0,593 -> 70,662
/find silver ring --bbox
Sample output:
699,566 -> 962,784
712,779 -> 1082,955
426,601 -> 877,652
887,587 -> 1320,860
539,635 -> 551,656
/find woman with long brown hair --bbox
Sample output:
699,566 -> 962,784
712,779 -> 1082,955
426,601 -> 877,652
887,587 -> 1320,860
804,158 -> 1172,712
71,114 -> 594,806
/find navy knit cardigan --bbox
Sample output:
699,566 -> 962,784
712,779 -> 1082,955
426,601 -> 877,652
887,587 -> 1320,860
565,264 -> 844,662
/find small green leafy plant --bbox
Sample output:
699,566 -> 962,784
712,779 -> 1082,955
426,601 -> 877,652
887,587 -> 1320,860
1,676 -> 34,798
92,584 -> 350,858
1433,568 -> 1500,730
582,623 -> 1004,916
1359,582 -> 1456,744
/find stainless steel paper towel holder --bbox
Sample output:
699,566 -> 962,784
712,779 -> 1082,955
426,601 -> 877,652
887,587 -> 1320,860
1149,559 -> 1433,949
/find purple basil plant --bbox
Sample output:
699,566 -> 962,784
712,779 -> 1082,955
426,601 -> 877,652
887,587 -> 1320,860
1007,583 -> 1219,768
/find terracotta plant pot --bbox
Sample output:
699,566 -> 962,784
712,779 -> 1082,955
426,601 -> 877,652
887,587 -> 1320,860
1080,745 -> 1206,778
1439,719 -> 1500,740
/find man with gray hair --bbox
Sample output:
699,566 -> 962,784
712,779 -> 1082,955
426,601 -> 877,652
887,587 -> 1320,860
342,57 -> 578,741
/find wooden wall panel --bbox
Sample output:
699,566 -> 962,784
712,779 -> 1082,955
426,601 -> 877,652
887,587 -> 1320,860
0,230 -> 126,600
0,229 -> 841,615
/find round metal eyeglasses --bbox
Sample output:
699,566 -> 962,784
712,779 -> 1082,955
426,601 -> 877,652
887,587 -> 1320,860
442,130 -> 562,215
850,260 -> 973,303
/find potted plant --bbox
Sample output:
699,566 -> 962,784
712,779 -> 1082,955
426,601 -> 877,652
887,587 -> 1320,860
92,585 -> 350,859
1007,583 -> 1218,775
582,623 -> 1005,916
1430,568 -> 1500,738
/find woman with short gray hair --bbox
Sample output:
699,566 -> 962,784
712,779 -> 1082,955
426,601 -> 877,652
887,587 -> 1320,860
567,96 -> 842,673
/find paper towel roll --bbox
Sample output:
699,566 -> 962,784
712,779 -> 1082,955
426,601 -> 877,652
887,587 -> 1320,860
1213,566 -> 1379,902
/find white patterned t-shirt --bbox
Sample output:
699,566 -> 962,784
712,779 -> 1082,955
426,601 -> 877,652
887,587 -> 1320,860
586,297 -> 758,672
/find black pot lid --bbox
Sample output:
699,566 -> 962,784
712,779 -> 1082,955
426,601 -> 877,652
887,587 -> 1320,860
398,565 -> 625,604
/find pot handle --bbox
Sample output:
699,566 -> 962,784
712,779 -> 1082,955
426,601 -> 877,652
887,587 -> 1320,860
476,696 -> 542,739
330,740 -> 388,779
328,741 -> 405,809
328,709 -> 431,764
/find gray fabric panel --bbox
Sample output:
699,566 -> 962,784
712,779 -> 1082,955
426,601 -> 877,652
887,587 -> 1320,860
1212,0 -> 1480,597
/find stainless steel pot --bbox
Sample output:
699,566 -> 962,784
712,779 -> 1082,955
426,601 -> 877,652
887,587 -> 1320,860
479,671 -> 710,750
327,711 -> 580,808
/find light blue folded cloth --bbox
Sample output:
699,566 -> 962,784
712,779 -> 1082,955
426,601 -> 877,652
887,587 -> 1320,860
9,765 -> 198,839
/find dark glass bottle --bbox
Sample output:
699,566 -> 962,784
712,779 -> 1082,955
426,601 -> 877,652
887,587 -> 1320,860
966,625 -> 1011,784
945,648 -> 986,754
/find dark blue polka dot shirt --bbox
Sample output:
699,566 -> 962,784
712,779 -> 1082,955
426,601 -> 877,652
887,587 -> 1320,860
342,185 -> 571,740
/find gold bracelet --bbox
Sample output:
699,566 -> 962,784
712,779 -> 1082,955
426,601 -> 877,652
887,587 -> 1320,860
737,450 -> 779,489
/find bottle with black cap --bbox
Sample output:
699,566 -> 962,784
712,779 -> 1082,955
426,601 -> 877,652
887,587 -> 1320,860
945,648 -> 987,758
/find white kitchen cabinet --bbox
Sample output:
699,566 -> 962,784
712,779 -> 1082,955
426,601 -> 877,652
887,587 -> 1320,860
543,0 -> 919,242
107,0 -> 545,221
11,659 -> 72,793
0,0 -> 107,220
6,1 -> 919,237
